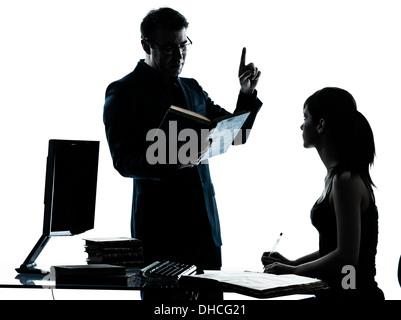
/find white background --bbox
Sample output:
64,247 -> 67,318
1,0 -> 400,300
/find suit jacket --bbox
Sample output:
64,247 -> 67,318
103,60 -> 262,265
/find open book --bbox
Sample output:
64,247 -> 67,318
181,270 -> 328,299
147,106 -> 250,164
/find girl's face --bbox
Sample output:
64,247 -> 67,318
301,104 -> 320,148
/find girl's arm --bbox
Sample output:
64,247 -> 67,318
265,173 -> 364,278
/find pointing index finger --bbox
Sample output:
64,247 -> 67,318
240,47 -> 246,68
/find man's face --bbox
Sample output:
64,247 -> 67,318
146,28 -> 189,79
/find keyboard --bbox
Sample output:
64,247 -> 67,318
141,260 -> 197,285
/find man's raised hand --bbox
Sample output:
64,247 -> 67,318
238,47 -> 261,95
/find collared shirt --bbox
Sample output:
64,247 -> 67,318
137,60 -> 187,110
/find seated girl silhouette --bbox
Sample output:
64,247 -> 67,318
262,87 -> 384,300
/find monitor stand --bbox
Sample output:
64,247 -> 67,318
16,235 -> 51,274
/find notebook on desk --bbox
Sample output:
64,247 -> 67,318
180,270 -> 328,299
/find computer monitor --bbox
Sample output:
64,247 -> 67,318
16,139 -> 100,274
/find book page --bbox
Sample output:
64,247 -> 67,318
201,112 -> 250,160
190,270 -> 322,291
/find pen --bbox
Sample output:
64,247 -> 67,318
268,232 -> 283,257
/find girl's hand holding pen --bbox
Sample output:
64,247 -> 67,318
262,233 -> 297,275
261,252 -> 296,275
263,261 -> 296,275
261,251 -> 291,266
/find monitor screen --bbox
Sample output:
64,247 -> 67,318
43,139 -> 99,236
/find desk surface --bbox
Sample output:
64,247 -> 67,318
0,263 -> 322,300
0,263 -> 210,292
0,263 -> 150,290
0,263 -> 46,289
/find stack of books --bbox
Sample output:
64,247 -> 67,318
84,237 -> 145,268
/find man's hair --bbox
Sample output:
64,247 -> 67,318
140,7 -> 189,41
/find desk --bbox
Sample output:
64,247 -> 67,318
1,263 -> 160,291
0,264 -> 316,320
0,263 -> 159,300
0,263 -> 319,300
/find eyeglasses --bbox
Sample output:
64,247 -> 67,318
144,37 -> 192,55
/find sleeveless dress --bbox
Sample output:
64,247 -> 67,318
310,176 -> 384,300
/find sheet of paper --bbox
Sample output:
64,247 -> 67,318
197,270 -> 321,291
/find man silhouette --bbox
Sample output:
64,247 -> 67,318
103,7 -> 262,300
